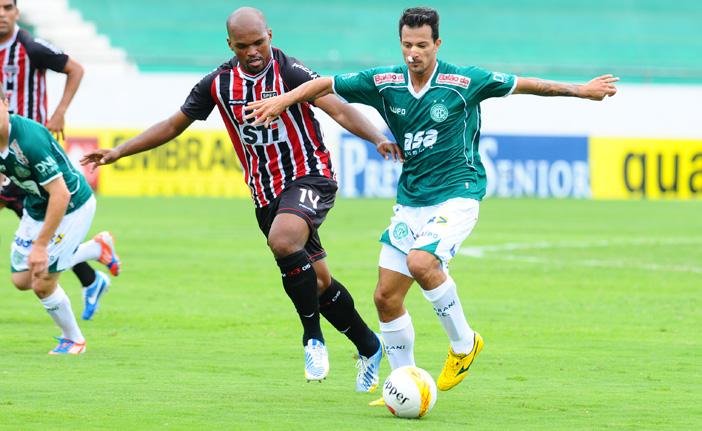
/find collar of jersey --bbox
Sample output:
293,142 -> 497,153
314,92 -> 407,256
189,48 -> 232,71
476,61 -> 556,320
237,57 -> 273,81
407,61 -> 439,100
0,25 -> 19,51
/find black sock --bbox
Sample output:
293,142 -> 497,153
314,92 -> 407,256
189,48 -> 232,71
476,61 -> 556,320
72,262 -> 97,287
319,278 -> 380,357
276,250 -> 324,346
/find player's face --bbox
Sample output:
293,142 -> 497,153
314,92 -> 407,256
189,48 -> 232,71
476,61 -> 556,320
0,0 -> 18,40
400,25 -> 441,75
228,26 -> 273,75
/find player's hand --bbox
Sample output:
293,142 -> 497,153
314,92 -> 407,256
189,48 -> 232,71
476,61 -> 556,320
80,148 -> 120,172
376,141 -> 404,162
245,95 -> 290,127
580,74 -> 619,101
28,243 -> 49,279
46,111 -> 66,142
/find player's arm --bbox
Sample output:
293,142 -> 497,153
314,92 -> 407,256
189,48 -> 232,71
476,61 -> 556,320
513,74 -> 619,100
80,111 -> 194,170
46,58 -> 84,140
314,95 -> 403,161
28,175 -> 70,277
245,77 -> 334,127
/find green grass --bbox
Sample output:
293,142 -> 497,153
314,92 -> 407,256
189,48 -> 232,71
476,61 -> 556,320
0,198 -> 700,430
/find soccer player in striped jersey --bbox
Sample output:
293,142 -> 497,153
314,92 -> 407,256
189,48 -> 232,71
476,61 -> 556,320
0,0 -> 120,319
81,7 -> 402,391
0,0 -> 84,138
246,6 -> 617,397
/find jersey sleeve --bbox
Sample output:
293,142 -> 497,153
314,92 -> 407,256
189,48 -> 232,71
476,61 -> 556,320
19,30 -> 69,72
180,69 -> 219,121
332,69 -> 384,111
467,66 -> 517,102
278,53 -> 321,90
25,134 -> 63,186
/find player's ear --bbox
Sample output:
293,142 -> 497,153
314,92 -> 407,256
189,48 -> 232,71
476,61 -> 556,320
267,29 -> 273,43
435,38 -> 442,50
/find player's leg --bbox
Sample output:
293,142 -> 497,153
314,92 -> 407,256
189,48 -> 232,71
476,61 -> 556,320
72,261 -> 111,321
72,231 -> 122,277
375,246 -> 416,369
313,257 -> 383,392
407,198 -> 482,391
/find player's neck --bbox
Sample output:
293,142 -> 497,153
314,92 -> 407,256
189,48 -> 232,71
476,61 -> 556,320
408,59 -> 437,93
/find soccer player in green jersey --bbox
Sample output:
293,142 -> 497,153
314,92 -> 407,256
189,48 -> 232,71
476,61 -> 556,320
0,89 -> 113,354
246,6 -> 618,394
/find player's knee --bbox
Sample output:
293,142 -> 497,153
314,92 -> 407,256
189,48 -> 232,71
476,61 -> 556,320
316,273 -> 331,294
267,235 -> 300,258
11,273 -> 31,291
406,250 -> 438,279
374,284 -> 399,314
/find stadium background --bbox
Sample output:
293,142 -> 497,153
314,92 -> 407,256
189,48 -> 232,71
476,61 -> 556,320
2,1 -> 701,430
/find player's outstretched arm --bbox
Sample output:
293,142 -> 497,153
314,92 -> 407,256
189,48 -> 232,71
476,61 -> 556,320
513,74 -> 619,101
245,77 -> 335,127
315,95 -> 403,162
80,111 -> 194,171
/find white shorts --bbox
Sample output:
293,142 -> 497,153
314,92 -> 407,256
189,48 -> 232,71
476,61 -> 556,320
10,195 -> 96,273
379,197 -> 479,276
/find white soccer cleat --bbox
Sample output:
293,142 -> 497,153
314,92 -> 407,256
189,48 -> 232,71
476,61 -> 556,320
304,338 -> 329,382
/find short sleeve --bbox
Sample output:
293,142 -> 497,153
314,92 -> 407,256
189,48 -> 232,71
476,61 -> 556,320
467,67 -> 517,102
278,55 -> 320,90
19,30 -> 69,72
180,70 -> 218,121
332,69 -> 384,111
26,135 -> 63,186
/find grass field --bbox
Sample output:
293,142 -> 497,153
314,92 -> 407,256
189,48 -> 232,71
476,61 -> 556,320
0,197 -> 700,430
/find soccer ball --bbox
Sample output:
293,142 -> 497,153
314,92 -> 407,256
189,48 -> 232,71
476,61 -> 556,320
382,366 -> 437,419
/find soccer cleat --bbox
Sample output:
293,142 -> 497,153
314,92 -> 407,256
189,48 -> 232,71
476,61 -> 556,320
437,332 -> 484,391
48,337 -> 86,355
368,397 -> 385,407
81,271 -> 111,320
304,338 -> 329,382
94,231 -> 121,276
355,333 -> 384,392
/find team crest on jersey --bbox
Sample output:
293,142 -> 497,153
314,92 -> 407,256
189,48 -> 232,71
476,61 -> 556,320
261,90 -> 278,99
3,65 -> 18,83
430,103 -> 449,123
436,73 -> 471,89
374,73 -> 405,86
9,140 -> 29,166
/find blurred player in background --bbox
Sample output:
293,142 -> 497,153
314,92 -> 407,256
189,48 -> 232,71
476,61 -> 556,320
0,0 -> 121,319
81,7 -> 402,391
0,89 -> 119,354
245,6 -> 618,399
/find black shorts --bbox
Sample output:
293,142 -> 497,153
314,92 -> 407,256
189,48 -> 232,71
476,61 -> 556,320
255,176 -> 338,262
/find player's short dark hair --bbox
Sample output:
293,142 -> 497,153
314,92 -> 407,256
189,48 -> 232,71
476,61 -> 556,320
399,7 -> 439,41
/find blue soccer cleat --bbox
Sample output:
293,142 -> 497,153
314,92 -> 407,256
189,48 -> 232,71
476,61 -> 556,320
304,338 -> 329,382
356,333 -> 384,392
82,271 -> 111,320
49,337 -> 86,355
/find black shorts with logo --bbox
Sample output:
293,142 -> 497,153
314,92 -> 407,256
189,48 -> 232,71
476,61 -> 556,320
255,176 -> 338,262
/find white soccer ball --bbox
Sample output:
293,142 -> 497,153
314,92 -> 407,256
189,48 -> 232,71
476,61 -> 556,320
382,365 -> 437,419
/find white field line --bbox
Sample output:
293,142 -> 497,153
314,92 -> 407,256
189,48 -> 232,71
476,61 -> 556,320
459,238 -> 702,274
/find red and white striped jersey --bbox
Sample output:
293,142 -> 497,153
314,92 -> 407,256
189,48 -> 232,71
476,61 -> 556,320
181,48 -> 334,208
0,26 -> 68,126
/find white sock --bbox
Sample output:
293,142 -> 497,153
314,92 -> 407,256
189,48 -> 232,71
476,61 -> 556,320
70,239 -> 101,266
40,285 -> 85,343
422,275 -> 474,354
379,312 -> 415,369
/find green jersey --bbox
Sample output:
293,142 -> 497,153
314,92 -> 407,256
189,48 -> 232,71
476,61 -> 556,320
333,60 -> 516,206
0,115 -> 92,220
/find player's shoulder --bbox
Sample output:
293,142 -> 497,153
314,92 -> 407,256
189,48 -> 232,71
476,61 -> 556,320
273,48 -> 319,80
435,61 -> 501,90
10,115 -> 50,139
16,28 -> 64,55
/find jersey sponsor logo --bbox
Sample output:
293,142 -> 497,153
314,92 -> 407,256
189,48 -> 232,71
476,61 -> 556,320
238,121 -> 287,146
14,165 -> 31,178
3,65 -> 18,83
35,38 -> 64,55
492,72 -> 507,83
403,129 -> 438,156
436,73 -> 471,89
389,105 -> 406,116
374,73 -> 405,86
292,63 -> 319,79
229,99 -> 248,105
261,90 -> 278,99
339,72 -> 358,80
35,156 -> 59,176
430,103 -> 449,123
